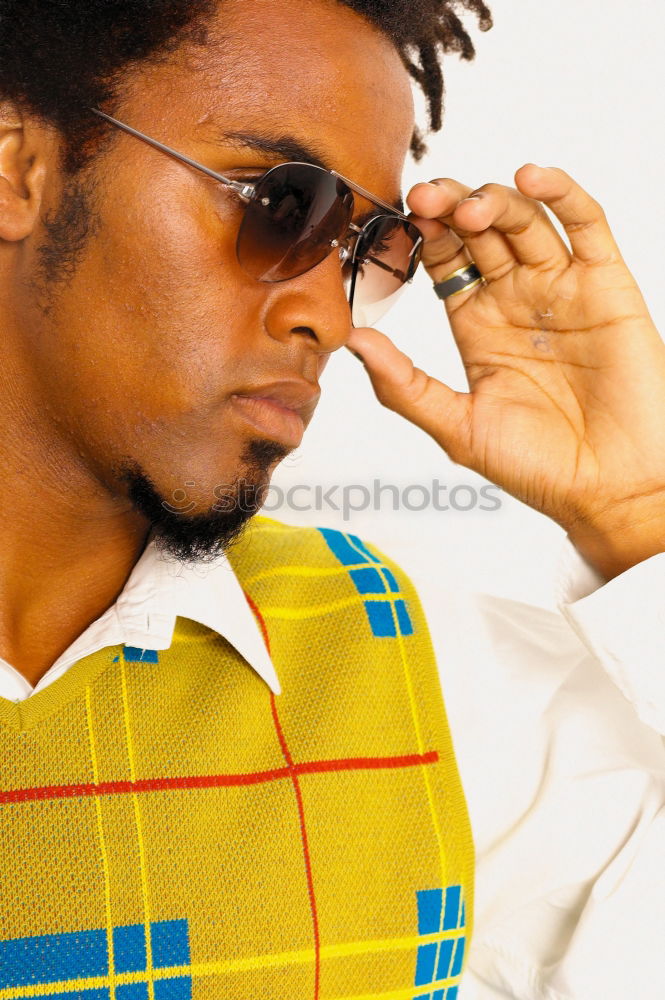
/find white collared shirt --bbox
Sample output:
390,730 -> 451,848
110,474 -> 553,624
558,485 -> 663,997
1,532 -> 664,999
0,535 -> 280,702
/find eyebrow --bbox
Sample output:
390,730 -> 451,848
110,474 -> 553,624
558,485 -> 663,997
220,128 -> 405,219
222,129 -> 331,171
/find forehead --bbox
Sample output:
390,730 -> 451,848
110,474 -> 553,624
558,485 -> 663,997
128,0 -> 415,195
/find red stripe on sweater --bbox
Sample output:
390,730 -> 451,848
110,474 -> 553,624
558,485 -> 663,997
243,590 -> 272,654
244,585 -> 323,995
0,750 -> 439,804
270,690 -> 321,1000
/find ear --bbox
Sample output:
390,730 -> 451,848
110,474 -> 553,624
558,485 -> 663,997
0,101 -> 51,242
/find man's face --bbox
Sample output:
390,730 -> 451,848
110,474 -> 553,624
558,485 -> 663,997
10,0 -> 415,559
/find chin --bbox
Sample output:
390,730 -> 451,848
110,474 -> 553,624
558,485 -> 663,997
112,437 -> 289,563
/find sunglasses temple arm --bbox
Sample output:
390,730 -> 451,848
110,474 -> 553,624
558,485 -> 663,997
89,108 -> 254,199
362,254 -> 409,282
332,170 -> 409,221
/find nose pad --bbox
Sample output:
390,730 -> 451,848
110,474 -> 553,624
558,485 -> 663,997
330,240 -> 352,265
333,241 -> 356,303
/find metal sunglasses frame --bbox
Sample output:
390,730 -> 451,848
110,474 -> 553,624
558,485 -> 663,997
89,108 -> 422,285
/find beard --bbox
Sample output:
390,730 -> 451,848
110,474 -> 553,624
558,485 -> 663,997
115,438 -> 289,564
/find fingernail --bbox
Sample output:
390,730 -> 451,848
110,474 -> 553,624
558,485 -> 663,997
460,193 -> 483,203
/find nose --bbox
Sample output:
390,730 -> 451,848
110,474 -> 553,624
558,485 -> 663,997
263,248 -> 352,355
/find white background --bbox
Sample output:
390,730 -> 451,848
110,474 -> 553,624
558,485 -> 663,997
270,0 -> 665,619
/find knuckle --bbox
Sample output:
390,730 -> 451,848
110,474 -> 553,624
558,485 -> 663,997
478,260 -> 514,282
507,220 -> 532,236
371,380 -> 393,409
472,181 -> 503,197
566,219 -> 595,235
373,386 -> 392,407
592,199 -> 607,221
578,190 -> 605,218
389,366 -> 428,412
531,203 -> 552,226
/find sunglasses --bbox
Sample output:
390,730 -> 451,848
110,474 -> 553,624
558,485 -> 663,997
90,109 -> 423,327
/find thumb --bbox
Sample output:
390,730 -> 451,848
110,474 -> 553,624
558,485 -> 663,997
346,326 -> 473,463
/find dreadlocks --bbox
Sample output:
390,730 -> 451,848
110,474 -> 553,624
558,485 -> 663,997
0,0 -> 492,169
343,0 -> 493,157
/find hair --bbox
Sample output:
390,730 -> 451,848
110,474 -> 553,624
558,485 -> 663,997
0,0 -> 493,172
348,0 -> 493,158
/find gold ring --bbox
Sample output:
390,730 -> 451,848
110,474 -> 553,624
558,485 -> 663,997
433,262 -> 486,302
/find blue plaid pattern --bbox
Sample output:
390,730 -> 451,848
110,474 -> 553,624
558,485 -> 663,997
0,919 -> 191,999
318,528 -> 414,638
122,648 -> 160,663
413,886 -> 466,1000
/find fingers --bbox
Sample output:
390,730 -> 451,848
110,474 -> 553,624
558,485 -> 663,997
408,215 -> 471,280
513,164 -> 623,266
408,180 -> 516,284
408,172 -> 573,280
407,165 -> 622,283
346,326 -> 473,461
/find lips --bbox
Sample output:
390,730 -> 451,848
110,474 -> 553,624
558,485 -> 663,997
230,379 -> 321,448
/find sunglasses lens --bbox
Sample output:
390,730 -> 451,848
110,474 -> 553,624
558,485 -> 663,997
349,216 -> 423,327
237,163 -> 354,282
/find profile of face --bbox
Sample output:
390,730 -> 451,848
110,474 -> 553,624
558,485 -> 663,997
3,0 -> 415,561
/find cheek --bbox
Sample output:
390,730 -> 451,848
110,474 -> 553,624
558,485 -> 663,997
34,176 -> 262,425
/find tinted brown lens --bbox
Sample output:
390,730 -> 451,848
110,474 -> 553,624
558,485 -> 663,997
237,163 -> 354,282
350,216 -> 423,327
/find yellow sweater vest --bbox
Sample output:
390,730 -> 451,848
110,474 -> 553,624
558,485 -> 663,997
0,516 -> 473,1000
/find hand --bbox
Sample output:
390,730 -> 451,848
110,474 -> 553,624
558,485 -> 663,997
346,165 -> 665,579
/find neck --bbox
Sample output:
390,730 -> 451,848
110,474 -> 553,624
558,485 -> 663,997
0,356 -> 150,687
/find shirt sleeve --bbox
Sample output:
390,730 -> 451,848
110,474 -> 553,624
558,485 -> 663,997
556,535 -> 665,735
441,537 -> 665,1000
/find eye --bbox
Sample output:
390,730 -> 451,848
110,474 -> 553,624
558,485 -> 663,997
353,237 -> 393,277
363,220 -> 400,255
367,236 -> 392,257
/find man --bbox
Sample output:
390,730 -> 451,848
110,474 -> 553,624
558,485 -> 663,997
0,1 -> 663,997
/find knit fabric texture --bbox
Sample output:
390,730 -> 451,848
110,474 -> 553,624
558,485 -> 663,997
0,516 -> 474,1000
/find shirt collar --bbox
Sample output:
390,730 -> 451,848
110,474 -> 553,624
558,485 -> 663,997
113,533 -> 281,696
